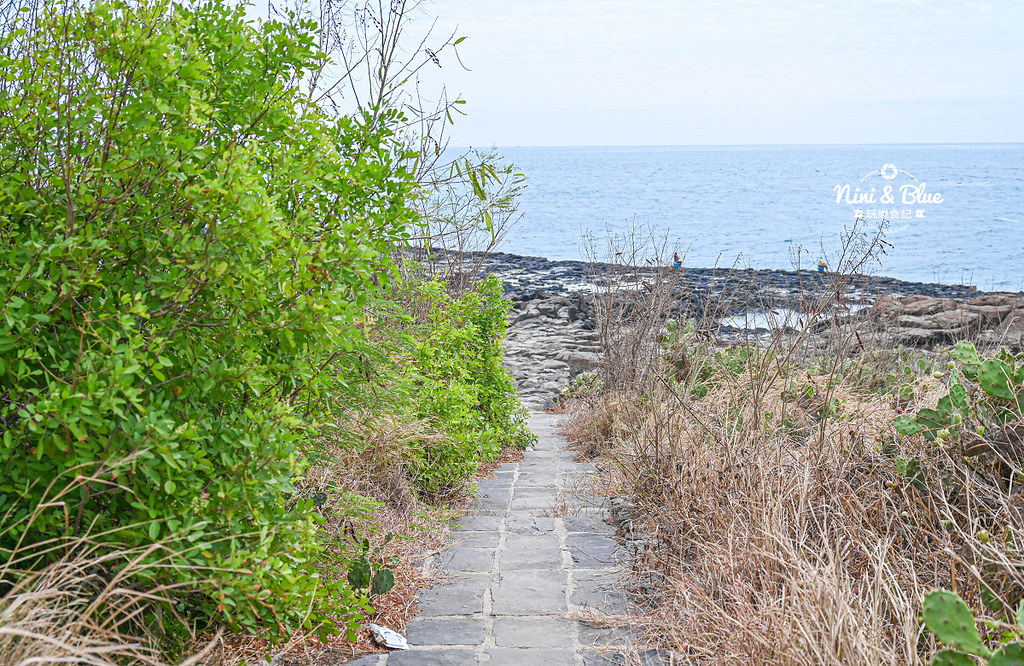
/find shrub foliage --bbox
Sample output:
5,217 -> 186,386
0,0 -> 419,642
404,275 -> 532,497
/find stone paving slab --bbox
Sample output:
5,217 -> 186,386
504,515 -> 557,534
405,617 -> 487,646
563,514 -> 612,533
456,514 -> 503,531
492,617 -> 575,648
482,648 -> 577,664
456,531 -> 502,548
515,474 -> 561,487
513,485 -> 560,498
447,546 -> 496,573
414,573 -> 488,616
571,570 -> 630,615
477,477 -> 513,490
492,569 -> 568,615
388,647 -> 479,665
567,533 -> 624,569
500,533 -> 563,570
359,412 -> 637,665
509,495 -> 556,512
479,484 -> 514,499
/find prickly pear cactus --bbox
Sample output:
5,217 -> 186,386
991,642 -> 1024,666
896,342 -> 1023,449
932,649 -> 978,665
923,590 -> 991,658
953,341 -> 984,367
978,358 -> 1015,401
950,383 -> 970,410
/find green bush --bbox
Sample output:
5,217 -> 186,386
0,0 -> 413,642
404,275 -> 533,497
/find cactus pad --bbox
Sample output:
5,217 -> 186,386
952,341 -> 983,366
978,359 -> 1014,400
923,590 -> 991,657
950,383 -> 969,410
931,650 -> 977,666
991,642 -> 1024,666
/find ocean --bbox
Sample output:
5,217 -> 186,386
489,144 -> 1024,291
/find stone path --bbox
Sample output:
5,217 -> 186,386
349,412 -> 633,665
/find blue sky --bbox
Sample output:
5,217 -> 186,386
418,0 -> 1024,146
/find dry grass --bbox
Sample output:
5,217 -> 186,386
0,542 -> 213,666
558,226 -> 1024,664
561,328 -> 1024,665
0,471 -> 224,666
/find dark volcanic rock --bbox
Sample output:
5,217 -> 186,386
466,251 -> 990,311
421,250 -> 1022,408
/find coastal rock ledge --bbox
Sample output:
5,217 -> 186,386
866,293 -> 1024,349
427,251 -> 1023,409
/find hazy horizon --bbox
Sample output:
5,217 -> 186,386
449,141 -> 1024,149
424,1 -> 1024,147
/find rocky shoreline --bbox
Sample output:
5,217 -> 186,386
468,251 -> 991,308
430,251 -> 1024,409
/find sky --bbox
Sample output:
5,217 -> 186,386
410,0 -> 1024,146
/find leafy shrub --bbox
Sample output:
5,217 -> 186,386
0,0 -> 413,642
403,275 -> 533,497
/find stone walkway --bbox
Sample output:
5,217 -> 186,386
349,412 -> 633,665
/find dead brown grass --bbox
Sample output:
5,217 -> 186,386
561,341 -> 1024,665
557,224 -> 1024,663
0,543 -> 217,666
0,471 -> 226,666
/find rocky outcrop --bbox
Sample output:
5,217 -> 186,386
863,293 -> 1024,350
462,251 -> 989,310
503,291 -> 601,410
443,250 -> 1023,409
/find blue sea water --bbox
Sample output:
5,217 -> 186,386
491,145 -> 1024,291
